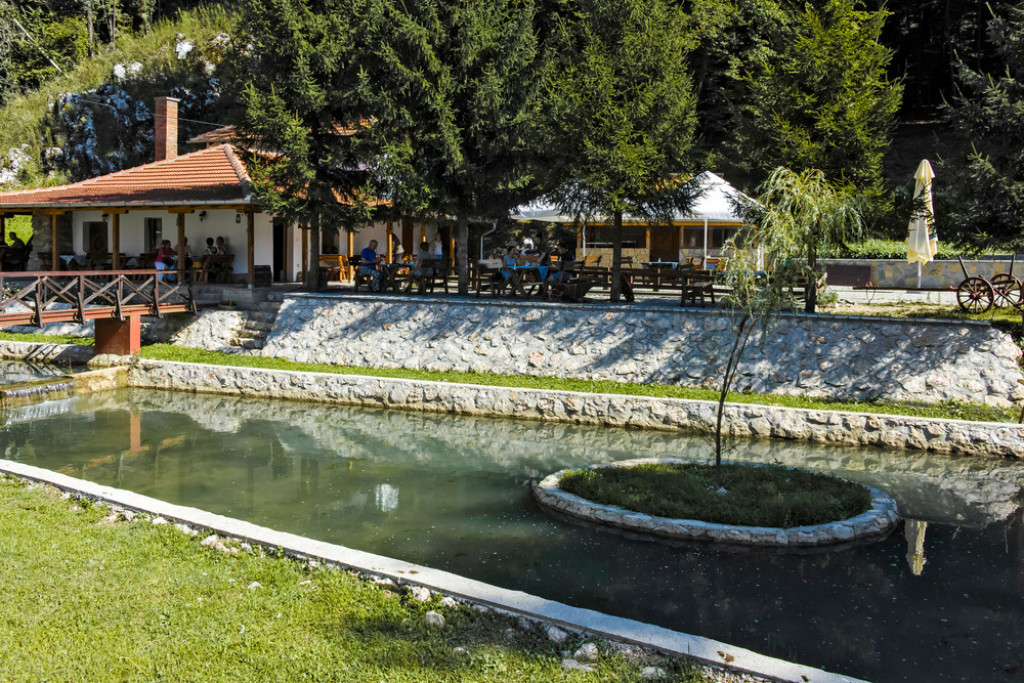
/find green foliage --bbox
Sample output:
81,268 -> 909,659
944,3 -> 1024,250
542,0 -> 699,301
0,479 -> 705,681
235,0 -> 376,287
2,214 -> 32,243
136,343 -> 1016,422
357,0 -> 549,295
755,167 -> 863,312
732,0 -> 901,200
822,238 -> 990,260
558,463 -> 872,528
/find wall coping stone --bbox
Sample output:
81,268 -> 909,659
285,291 -> 994,329
533,458 -> 900,547
129,358 -> 1024,459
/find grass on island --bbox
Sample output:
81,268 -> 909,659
559,463 -> 872,528
0,477 -> 709,683
137,343 -> 1016,423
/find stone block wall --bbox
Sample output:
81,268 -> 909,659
823,258 -> 1020,289
260,295 -> 1024,408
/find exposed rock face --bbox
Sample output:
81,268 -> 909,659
259,295 -> 1024,408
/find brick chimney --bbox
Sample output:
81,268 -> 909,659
154,96 -> 180,161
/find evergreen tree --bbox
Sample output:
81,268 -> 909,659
357,0 -> 548,295
235,0 -> 376,289
732,0 -> 901,199
542,0 -> 699,302
944,3 -> 1024,249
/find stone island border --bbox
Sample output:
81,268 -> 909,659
533,458 -> 900,547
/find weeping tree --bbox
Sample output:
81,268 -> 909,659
710,166 -> 860,467
756,167 -> 862,312
235,0 -> 376,289
542,0 -> 699,302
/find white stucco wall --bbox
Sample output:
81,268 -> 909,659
71,208 -> 274,276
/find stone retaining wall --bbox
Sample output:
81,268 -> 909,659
128,359 -> 1024,459
261,294 -> 1024,408
823,258 -> 1019,289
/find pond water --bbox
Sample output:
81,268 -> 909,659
1,386 -> 1022,683
0,359 -> 77,386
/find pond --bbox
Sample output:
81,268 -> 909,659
1,386 -> 1022,683
0,359 -> 78,386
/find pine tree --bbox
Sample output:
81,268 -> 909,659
733,0 -> 901,198
944,3 -> 1024,249
235,0 -> 376,289
542,0 -> 699,302
357,0 -> 549,295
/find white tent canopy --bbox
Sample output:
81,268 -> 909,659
509,171 -> 756,224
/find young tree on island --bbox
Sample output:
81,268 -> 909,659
234,0 -> 376,289
542,0 -> 698,302
356,0 -> 549,295
712,167 -> 860,467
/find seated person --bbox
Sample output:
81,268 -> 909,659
202,237 -> 218,257
411,242 -> 433,278
496,245 -> 519,281
215,236 -> 229,256
548,243 -> 576,282
154,240 -> 177,281
359,239 -> 383,292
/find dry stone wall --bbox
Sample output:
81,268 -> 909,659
260,295 -> 1024,408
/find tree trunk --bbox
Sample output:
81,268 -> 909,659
305,214 -> 321,290
456,215 -> 469,295
805,242 -> 818,313
609,209 -> 623,302
715,313 -> 753,470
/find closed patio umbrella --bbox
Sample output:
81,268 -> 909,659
907,159 -> 937,288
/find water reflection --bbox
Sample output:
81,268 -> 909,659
2,387 -> 1023,682
0,359 -> 74,386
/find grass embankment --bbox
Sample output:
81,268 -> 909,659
137,343 -> 1016,423
0,477 -> 708,682
0,331 -> 93,345
559,464 -> 871,528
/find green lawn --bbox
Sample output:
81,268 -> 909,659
0,477 -> 707,682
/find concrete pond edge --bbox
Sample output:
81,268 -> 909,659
0,460 -> 867,683
533,458 -> 900,547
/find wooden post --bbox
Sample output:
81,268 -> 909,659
346,230 -> 354,280
247,211 -> 255,288
176,213 -> 186,280
385,219 -> 393,264
645,226 -> 651,261
420,222 -> 426,244
95,313 -> 141,355
112,213 -> 121,270
51,213 -> 59,270
300,226 -> 308,283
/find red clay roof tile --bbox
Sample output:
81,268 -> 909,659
0,144 -> 255,210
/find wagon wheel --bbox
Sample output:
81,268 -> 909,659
991,273 -> 1024,308
957,277 -> 995,314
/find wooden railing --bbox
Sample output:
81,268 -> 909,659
0,270 -> 196,327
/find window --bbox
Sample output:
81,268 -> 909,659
584,225 -> 647,248
145,218 -> 162,252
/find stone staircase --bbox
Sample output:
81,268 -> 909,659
227,292 -> 285,354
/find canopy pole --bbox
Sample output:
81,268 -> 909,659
702,218 -> 708,268
112,214 -> 120,270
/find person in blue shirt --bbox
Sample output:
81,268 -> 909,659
359,240 -> 383,292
